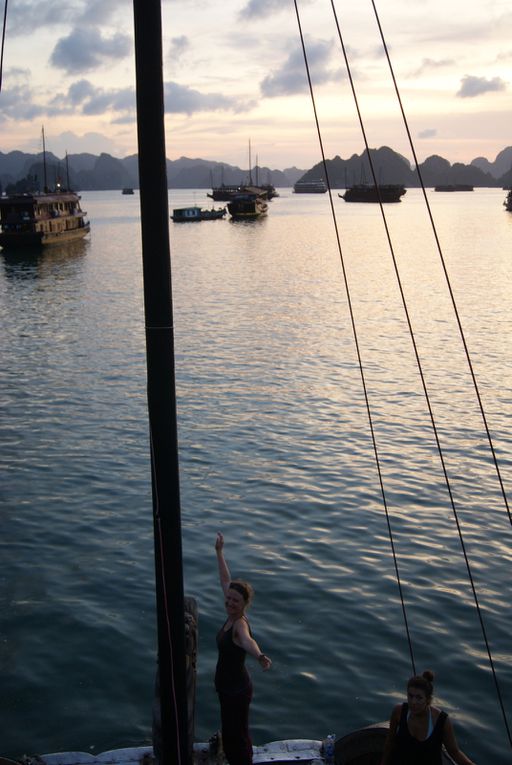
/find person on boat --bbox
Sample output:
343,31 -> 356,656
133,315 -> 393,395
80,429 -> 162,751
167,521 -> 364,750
380,670 -> 476,765
215,531 -> 272,765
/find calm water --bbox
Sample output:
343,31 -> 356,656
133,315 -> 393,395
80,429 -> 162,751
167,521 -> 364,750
1,188 -> 511,763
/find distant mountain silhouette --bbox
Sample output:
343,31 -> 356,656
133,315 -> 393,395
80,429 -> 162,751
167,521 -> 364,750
471,147 -> 512,180
302,146 -> 498,188
1,146 -> 510,192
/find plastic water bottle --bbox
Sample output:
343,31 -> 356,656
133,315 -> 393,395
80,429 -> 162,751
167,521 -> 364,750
324,733 -> 335,764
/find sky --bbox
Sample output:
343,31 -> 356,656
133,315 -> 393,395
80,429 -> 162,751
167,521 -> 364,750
1,0 -> 511,170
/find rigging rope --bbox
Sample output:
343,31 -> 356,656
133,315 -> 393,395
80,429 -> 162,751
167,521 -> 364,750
360,0 -> 512,747
292,0 -> 416,676
294,0 -> 511,747
368,0 -> 512,530
0,0 -> 8,93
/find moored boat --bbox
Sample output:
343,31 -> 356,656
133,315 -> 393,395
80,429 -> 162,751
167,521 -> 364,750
207,184 -> 241,201
0,190 -> 90,248
340,184 -> 406,203
434,184 -> 473,192
171,205 -> 226,222
227,188 -> 268,219
293,179 -> 328,193
122,187 -> 134,195
503,190 -> 512,211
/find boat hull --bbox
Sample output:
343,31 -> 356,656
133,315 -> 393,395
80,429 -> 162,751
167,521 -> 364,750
27,728 -> 458,765
227,195 -> 268,219
0,222 -> 90,248
171,206 -> 226,222
0,191 -> 90,249
340,185 -> 406,203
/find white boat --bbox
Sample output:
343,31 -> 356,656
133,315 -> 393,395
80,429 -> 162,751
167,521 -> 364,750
293,179 -> 327,193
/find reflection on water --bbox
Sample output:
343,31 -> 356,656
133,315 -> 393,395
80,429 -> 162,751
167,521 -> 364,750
1,238 -> 89,280
0,189 -> 511,763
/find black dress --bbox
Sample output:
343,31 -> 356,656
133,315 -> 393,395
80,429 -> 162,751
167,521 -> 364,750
392,702 -> 447,765
215,619 -> 254,765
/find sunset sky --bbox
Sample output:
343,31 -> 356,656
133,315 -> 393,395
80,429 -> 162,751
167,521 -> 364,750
1,0 -> 511,170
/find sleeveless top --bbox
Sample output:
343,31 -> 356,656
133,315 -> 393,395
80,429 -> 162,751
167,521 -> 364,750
215,619 -> 252,695
392,702 -> 447,765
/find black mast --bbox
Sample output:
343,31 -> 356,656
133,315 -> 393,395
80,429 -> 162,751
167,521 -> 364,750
42,126 -> 48,191
132,3 -> 188,764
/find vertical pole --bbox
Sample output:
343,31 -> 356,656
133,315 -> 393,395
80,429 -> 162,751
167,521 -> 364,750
42,126 -> 48,191
132,2 -> 188,764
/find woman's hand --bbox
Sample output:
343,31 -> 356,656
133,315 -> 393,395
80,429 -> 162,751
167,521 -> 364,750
258,653 -> 272,671
215,532 -> 224,553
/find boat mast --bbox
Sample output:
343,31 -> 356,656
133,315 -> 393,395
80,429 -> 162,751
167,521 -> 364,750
248,138 -> 252,185
132,2 -> 188,764
42,125 -> 48,191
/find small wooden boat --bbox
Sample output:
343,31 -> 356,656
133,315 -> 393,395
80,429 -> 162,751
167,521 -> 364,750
122,188 -> 135,195
0,190 -> 90,248
171,206 -> 226,222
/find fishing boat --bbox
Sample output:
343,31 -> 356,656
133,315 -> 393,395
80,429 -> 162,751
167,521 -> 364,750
122,187 -> 135,195
226,188 -> 268,219
503,190 -> 512,211
339,184 -> 406,203
293,179 -> 328,193
0,189 -> 90,248
171,205 -> 226,222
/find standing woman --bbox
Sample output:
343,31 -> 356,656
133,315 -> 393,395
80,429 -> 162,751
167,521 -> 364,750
380,670 -> 476,765
214,532 -> 272,765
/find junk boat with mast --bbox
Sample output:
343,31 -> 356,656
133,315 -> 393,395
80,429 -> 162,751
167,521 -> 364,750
339,183 -> 406,203
0,131 -> 90,249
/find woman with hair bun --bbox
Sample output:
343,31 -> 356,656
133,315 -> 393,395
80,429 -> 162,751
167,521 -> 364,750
380,670 -> 476,765
214,532 -> 272,765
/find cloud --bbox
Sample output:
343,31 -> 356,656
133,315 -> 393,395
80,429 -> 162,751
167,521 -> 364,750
45,80 -> 135,118
240,0 -> 312,19
78,0 -> 125,26
6,0 -> 126,34
5,1 -> 79,35
164,82 -> 254,114
456,75 -> 507,97
0,68 -> 45,122
68,79 -> 97,105
409,58 -> 455,77
50,27 -> 131,74
418,129 -> 437,139
168,36 -> 191,64
260,39 -> 340,97
47,130 -> 122,156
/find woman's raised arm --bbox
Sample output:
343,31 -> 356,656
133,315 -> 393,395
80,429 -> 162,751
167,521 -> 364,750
215,532 -> 231,596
